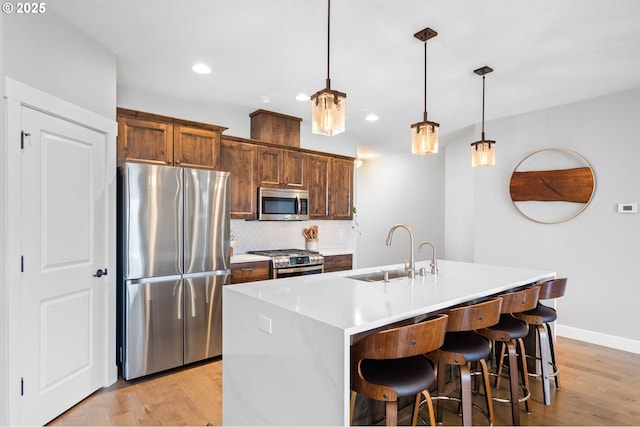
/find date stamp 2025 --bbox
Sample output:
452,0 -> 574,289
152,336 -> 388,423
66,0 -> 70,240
2,2 -> 47,14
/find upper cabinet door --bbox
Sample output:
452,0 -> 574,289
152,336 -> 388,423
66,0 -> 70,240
308,154 -> 330,218
257,145 -> 282,188
174,125 -> 221,169
282,150 -> 306,188
220,139 -> 258,219
329,158 -> 354,219
117,116 -> 173,165
257,146 -> 307,189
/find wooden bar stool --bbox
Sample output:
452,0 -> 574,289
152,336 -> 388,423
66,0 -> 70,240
426,298 -> 502,426
514,278 -> 567,406
350,314 -> 448,426
477,286 -> 540,425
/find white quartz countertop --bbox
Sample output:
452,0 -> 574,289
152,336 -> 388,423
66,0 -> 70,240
320,248 -> 354,256
224,259 -> 555,335
230,254 -> 271,263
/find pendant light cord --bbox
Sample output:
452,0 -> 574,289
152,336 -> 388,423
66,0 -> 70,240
423,41 -> 428,122
326,0 -> 331,89
481,74 -> 486,139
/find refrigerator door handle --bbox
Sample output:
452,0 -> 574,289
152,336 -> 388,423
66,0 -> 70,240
184,278 -> 197,317
173,281 -> 183,320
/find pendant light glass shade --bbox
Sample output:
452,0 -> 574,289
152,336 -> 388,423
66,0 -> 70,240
471,140 -> 495,167
311,0 -> 346,136
411,119 -> 439,155
471,66 -> 495,167
412,27 -> 438,156
311,87 -> 346,136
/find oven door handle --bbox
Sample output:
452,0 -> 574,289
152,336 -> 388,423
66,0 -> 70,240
275,264 -> 324,277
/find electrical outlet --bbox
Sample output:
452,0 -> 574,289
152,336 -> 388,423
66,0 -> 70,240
617,203 -> 638,213
258,314 -> 272,334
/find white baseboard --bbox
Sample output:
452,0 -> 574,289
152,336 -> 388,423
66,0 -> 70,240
557,324 -> 640,355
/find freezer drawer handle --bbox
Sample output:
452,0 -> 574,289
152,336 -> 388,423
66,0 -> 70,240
93,268 -> 108,278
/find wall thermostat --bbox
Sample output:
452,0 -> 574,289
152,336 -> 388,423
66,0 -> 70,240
617,203 -> 638,213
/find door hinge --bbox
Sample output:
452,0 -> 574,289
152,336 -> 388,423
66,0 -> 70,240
20,256 -> 24,272
20,131 -> 30,149
20,377 -> 24,396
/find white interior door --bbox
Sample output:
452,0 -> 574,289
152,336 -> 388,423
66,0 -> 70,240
17,105 -> 108,425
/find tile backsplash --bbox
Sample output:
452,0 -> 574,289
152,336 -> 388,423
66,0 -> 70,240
231,219 -> 356,253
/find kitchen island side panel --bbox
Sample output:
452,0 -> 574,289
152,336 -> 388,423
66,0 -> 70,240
223,287 -> 349,426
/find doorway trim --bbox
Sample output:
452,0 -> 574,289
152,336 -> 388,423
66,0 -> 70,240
3,77 -> 117,425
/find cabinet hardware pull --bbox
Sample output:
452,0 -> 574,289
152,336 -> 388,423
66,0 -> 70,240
241,268 -> 253,272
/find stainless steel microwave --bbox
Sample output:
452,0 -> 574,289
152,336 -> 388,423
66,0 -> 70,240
258,187 -> 309,221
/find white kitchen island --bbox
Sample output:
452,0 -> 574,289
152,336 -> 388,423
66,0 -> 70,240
222,260 -> 555,426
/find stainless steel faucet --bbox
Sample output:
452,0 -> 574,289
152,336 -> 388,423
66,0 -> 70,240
418,241 -> 438,275
385,224 -> 415,278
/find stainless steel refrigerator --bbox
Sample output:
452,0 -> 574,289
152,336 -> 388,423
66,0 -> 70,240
118,162 -> 230,380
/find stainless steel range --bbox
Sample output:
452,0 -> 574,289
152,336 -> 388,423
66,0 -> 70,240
248,249 -> 324,279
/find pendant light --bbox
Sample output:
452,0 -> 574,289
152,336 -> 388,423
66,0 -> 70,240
411,27 -> 439,155
311,0 -> 346,136
471,66 -> 495,167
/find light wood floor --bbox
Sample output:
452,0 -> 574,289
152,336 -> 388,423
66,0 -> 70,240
48,337 -> 640,426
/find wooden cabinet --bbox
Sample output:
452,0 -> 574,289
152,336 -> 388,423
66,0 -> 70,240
257,146 -> 307,189
250,109 -> 302,148
173,125 -> 221,169
308,154 -> 353,220
117,116 -> 173,165
329,158 -> 354,220
230,261 -> 270,284
220,137 -> 258,219
323,254 -> 353,273
308,154 -> 330,217
117,108 -> 226,169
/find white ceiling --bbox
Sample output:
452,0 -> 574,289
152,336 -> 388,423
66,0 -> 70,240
49,0 -> 640,156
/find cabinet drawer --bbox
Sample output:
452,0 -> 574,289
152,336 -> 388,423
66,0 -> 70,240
323,254 -> 353,273
230,261 -> 271,283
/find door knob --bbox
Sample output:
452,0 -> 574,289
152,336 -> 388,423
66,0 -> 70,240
93,268 -> 108,278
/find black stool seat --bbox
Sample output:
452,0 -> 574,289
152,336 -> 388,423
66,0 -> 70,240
361,355 -> 435,397
520,302 -> 557,323
488,314 -> 529,340
440,331 -> 491,362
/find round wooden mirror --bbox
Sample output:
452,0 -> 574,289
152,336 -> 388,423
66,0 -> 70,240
509,148 -> 596,224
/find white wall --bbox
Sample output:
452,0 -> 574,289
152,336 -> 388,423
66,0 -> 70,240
3,12 -> 116,119
355,152 -> 445,269
1,11 -> 117,425
444,126 -> 476,262
0,11 -> 8,425
444,89 -> 640,353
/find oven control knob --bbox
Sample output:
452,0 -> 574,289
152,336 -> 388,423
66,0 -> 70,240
274,256 -> 289,268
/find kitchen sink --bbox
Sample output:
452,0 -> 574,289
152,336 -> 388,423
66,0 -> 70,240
347,269 -> 408,282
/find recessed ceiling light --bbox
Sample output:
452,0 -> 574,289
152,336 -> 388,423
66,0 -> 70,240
295,94 -> 310,101
365,114 -> 379,122
192,63 -> 211,74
